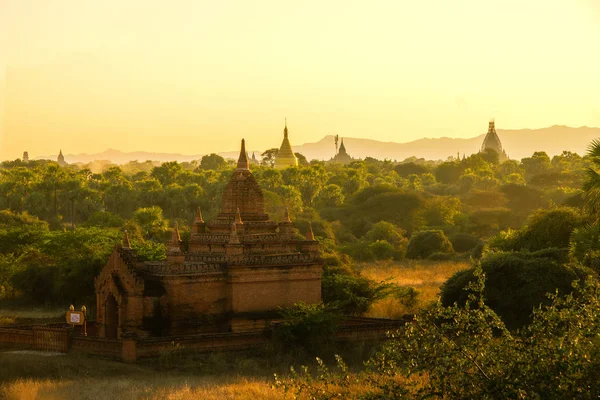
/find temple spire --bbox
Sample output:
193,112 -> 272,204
122,230 -> 131,249
284,118 -> 288,138
194,206 -> 204,223
306,222 -> 315,241
229,222 -> 240,244
237,139 -> 250,170
283,207 -> 291,223
235,208 -> 243,224
172,223 -> 181,243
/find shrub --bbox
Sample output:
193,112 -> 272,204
449,232 -> 483,253
570,222 -> 600,272
406,230 -> 453,259
368,240 -> 396,260
274,302 -> 341,351
427,252 -> 456,261
321,255 -> 399,315
487,207 -> 583,253
279,271 -> 600,399
440,251 -> 593,329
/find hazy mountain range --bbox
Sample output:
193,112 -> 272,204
37,125 -> 600,165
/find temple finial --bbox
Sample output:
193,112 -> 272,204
229,222 -> 240,244
235,207 -> 243,224
237,139 -> 250,169
306,222 -> 315,241
283,207 -> 291,223
195,206 -> 204,223
122,230 -> 131,249
172,223 -> 181,242
284,118 -> 288,138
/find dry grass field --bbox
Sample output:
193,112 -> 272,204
360,260 -> 470,319
0,352 -> 280,400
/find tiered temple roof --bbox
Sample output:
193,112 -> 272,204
330,138 -> 354,164
274,120 -> 298,169
129,138 -> 320,271
481,120 -> 508,162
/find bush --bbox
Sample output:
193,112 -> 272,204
367,240 -> 396,260
488,207 -> 583,253
406,230 -> 453,259
279,273 -> 600,399
570,222 -> 600,272
440,251 -> 593,329
321,255 -> 399,315
449,232 -> 483,253
274,302 -> 341,351
427,252 -> 457,261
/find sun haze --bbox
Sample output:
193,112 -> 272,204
0,0 -> 599,159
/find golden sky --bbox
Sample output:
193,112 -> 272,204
1,0 -> 599,159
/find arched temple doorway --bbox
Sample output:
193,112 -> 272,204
105,294 -> 118,339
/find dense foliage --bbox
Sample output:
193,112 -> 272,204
440,250 -> 592,329
277,269 -> 600,399
0,148 -> 593,308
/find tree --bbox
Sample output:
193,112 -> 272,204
151,161 -> 183,186
131,206 -> 169,241
393,162 -> 429,178
295,152 -> 309,166
441,251 -> 592,329
406,230 -> 453,259
522,151 -> 552,180
435,162 -> 463,184
582,138 -> 600,220
261,148 -> 279,167
314,184 -> 345,208
199,154 -> 227,171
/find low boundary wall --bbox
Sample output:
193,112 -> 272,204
0,317 -> 410,363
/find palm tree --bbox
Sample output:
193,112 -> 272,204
582,139 -> 600,221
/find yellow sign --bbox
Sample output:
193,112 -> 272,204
66,311 -> 85,326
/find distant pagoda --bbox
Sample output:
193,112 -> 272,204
22,151 -> 29,162
274,120 -> 298,169
57,150 -> 67,166
330,138 -> 354,164
480,120 -> 508,162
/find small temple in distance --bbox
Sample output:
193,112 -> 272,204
94,139 -> 323,339
330,138 -> 354,164
274,120 -> 298,169
480,120 -> 508,162
57,150 -> 67,166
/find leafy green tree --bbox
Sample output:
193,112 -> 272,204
131,206 -> 169,241
522,151 -> 552,180
261,148 -> 279,167
435,161 -> 463,184
393,162 -> 429,178
314,184 -> 345,208
487,206 -> 583,252
569,222 -> 600,271
294,152 -> 309,166
406,230 -> 453,259
441,251 -> 593,329
199,153 -> 227,170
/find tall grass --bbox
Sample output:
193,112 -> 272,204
359,260 -> 470,319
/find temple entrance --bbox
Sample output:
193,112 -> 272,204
105,294 -> 118,339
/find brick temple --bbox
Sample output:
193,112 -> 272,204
94,139 -> 323,339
